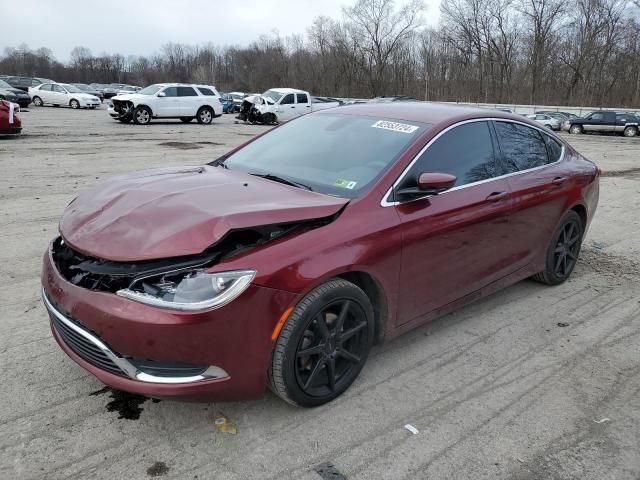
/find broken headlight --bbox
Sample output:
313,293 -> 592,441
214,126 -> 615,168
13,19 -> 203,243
116,270 -> 256,311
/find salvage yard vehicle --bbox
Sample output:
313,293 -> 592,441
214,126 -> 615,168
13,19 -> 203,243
563,110 -> 639,137
0,99 -> 21,134
108,83 -> 223,125
256,88 -> 342,123
526,113 -> 561,130
29,83 -> 101,109
42,103 -> 599,407
3,75 -> 55,92
0,79 -> 31,108
72,83 -> 104,102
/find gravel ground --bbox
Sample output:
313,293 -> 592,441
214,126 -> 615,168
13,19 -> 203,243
1,105 -> 639,480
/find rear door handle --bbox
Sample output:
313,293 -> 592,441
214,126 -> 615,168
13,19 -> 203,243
552,176 -> 566,186
486,191 -> 508,202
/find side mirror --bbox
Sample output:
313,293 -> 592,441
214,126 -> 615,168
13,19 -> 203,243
157,91 -> 166,97
395,172 -> 457,200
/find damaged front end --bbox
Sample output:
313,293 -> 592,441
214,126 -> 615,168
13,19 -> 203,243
111,99 -> 135,122
52,218 -> 333,310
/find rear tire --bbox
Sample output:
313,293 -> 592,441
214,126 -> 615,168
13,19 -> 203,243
69,99 -> 80,109
532,210 -> 584,285
623,126 -> 638,137
133,106 -> 151,125
569,124 -> 582,134
268,279 -> 374,407
196,106 -> 213,124
32,96 -> 43,106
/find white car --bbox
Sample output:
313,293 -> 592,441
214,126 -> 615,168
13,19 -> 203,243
107,83 -> 223,125
256,88 -> 341,123
525,113 -> 561,131
29,83 -> 101,109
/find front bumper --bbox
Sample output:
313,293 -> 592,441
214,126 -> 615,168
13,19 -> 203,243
81,99 -> 101,108
41,243 -> 299,401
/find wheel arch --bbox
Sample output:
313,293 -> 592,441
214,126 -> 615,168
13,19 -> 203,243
570,203 -> 587,229
135,103 -> 152,115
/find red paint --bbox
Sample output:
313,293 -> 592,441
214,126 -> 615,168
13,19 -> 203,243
42,104 -> 599,401
0,100 -> 22,134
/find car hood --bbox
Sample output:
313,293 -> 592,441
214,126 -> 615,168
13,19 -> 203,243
59,166 -> 348,262
111,93 -> 144,101
1,88 -> 28,95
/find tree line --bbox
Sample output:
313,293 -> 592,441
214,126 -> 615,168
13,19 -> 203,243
2,0 -> 639,107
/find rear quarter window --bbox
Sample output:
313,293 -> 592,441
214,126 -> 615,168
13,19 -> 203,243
197,87 -> 214,96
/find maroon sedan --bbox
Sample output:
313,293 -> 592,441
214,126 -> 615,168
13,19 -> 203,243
0,100 -> 22,135
42,103 -> 599,407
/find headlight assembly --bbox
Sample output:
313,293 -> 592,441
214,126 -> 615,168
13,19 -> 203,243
116,269 -> 256,311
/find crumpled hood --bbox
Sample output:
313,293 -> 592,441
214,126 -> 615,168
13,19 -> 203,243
111,93 -> 141,102
60,166 -> 348,262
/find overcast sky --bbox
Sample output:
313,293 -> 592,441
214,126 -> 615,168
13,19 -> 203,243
2,0 -> 441,61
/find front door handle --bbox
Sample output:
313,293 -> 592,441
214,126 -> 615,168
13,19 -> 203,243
552,176 -> 566,186
486,191 -> 508,202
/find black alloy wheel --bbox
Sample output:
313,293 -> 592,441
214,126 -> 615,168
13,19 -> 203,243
533,210 -> 584,285
269,279 -> 374,407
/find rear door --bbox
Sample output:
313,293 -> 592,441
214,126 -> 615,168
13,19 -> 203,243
493,120 -> 571,271
394,120 -> 514,325
176,86 -> 200,116
296,92 -> 311,117
37,84 -> 53,103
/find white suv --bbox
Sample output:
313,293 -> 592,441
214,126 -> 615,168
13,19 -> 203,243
108,83 -> 223,125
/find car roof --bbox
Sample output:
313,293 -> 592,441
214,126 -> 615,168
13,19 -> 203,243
319,101 -> 525,125
268,88 -> 306,94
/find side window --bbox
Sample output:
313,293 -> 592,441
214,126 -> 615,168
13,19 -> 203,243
590,113 -> 604,121
53,84 -> 65,93
296,93 -> 308,104
163,87 -> 178,97
40,84 -> 52,91
197,87 -> 214,96
543,134 -> 563,163
495,121 -> 549,172
403,121 -> 497,188
281,94 -> 294,105
177,86 -> 197,97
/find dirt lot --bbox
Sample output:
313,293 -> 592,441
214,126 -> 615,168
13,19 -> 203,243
1,105 -> 639,480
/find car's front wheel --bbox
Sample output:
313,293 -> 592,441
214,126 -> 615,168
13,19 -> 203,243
69,99 -> 80,109
196,106 -> 213,125
133,106 -> 151,125
569,124 -> 582,134
532,210 -> 584,285
269,278 -> 374,407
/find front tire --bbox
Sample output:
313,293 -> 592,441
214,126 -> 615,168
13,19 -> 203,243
268,279 -> 374,407
569,124 -> 582,134
196,106 -> 213,124
133,106 -> 151,125
623,126 -> 638,137
532,210 -> 584,285
263,112 -> 277,125
69,99 -> 80,109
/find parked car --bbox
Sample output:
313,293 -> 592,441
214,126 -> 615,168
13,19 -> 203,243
29,83 -> 101,109
535,111 -> 570,122
72,83 -> 104,102
0,79 -> 31,107
42,103 -> 599,406
3,76 -> 55,92
116,85 -> 141,95
107,83 -> 223,124
255,88 -> 341,123
563,111 -> 639,137
219,93 -> 234,113
227,91 -> 245,113
0,99 -> 22,134
103,84 -> 125,99
526,113 -> 561,130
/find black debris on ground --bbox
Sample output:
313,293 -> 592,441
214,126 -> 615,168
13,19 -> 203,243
147,461 -> 170,477
314,462 -> 347,480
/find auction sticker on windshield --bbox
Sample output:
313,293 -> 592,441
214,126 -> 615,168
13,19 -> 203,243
334,179 -> 358,189
371,120 -> 419,134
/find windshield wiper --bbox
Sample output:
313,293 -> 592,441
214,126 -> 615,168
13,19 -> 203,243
250,173 -> 313,191
208,156 -> 228,169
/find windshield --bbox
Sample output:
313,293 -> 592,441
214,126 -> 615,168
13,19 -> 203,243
62,84 -> 83,93
223,113 -> 427,198
0,80 -> 12,88
138,85 -> 162,95
263,89 -> 285,103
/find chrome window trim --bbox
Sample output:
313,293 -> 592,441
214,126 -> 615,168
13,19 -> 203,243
380,117 -> 565,207
43,289 -> 229,384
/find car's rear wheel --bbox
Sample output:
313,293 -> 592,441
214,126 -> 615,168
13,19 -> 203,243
623,126 -> 638,137
69,99 -> 80,109
133,106 -> 151,125
196,107 -> 213,124
180,117 -> 193,123
569,124 -> 582,134
269,279 -> 374,407
532,210 -> 584,285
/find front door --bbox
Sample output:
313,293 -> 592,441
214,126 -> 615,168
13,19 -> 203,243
154,86 -> 181,116
393,120 -> 514,325
276,93 -> 297,121
582,112 -> 604,132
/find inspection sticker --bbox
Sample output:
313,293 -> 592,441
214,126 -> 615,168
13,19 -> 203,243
334,179 -> 358,189
371,120 -> 419,134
